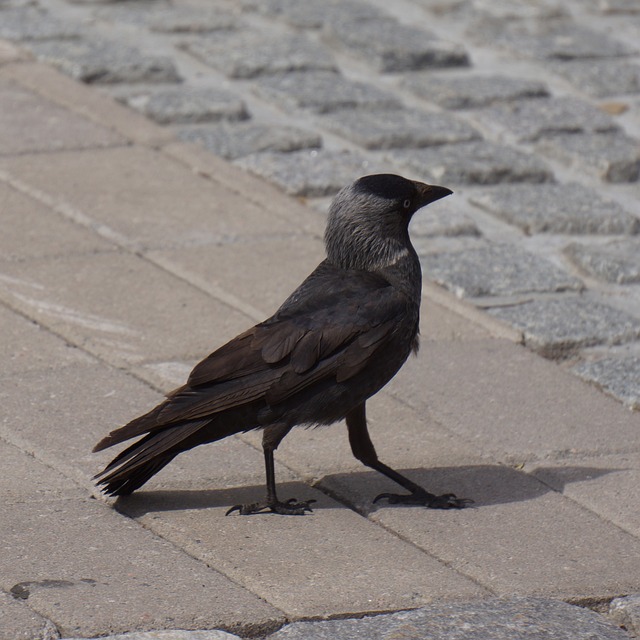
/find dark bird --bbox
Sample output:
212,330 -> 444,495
93,174 -> 471,515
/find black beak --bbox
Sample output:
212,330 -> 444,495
413,182 -> 453,207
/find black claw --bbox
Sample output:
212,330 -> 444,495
374,490 -> 473,509
225,498 -> 316,516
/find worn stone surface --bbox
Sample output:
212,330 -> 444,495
573,355 -> 640,409
420,244 -> 582,297
410,199 -> 481,238
318,108 -> 480,149
469,183 -> 639,234
564,238 -> 640,283
0,6 -> 79,41
0,589 -> 58,640
182,33 -> 337,78
236,149 -> 384,196
403,72 -> 549,109
65,632 -> 240,640
27,39 -> 181,84
476,96 -> 618,141
117,87 -> 249,125
610,594 -> 640,637
590,0 -> 640,12
254,71 -> 401,113
548,59 -> 640,97
390,141 -> 553,185
178,122 -> 321,160
324,17 -> 469,72
470,18 -> 635,59
488,297 -> 640,358
267,598 -> 630,640
537,133 -> 640,182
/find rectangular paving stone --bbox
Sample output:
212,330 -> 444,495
564,238 -> 640,283
410,196 -> 481,238
0,252 -> 253,366
0,6 -> 80,41
0,498 -> 282,637
117,86 -> 249,124
120,487 -> 487,619
370,465 -> 640,598
402,72 -> 549,109
181,33 -> 337,78
147,234 -> 324,317
469,183 -> 640,234
476,96 -> 618,142
323,17 -> 469,71
390,141 -> 553,186
0,303 -> 94,377
27,38 -> 181,84
317,108 -> 480,149
469,17 -> 635,59
487,297 -> 640,358
0,146 -> 294,249
420,244 -> 583,298
236,149 -> 385,197
0,79 -> 125,154
253,71 -> 401,113
572,355 -> 640,409
529,452 -> 640,537
178,122 -> 321,160
0,180 -> 115,259
548,59 -> 640,97
267,598 -> 631,640
385,339 -> 640,459
537,133 -> 640,183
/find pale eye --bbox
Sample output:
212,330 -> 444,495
403,199 -> 411,209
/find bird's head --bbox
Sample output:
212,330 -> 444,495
324,174 -> 452,270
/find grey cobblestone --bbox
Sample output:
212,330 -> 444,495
403,73 -> 550,109
239,0 -> 388,28
235,149 -> 384,196
420,244 -> 582,297
564,239 -> 640,283
267,598 -> 630,640
0,6 -> 79,41
64,632 -> 240,640
537,133 -> 640,183
466,0 -> 567,20
390,141 -> 553,185
317,108 -> 481,149
573,355 -> 640,409
253,71 -> 401,113
469,183 -> 640,234
610,594 -> 640,637
323,18 -> 469,72
117,87 -> 249,125
476,97 -> 619,141
469,18 -> 635,59
181,33 -> 337,79
178,123 -> 321,160
96,4 -> 238,33
27,39 -> 181,84
588,0 -> 640,13
547,59 -> 640,97
488,297 -> 640,358
410,201 -> 481,238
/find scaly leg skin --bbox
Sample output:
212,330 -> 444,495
226,497 -> 316,516
374,490 -> 472,509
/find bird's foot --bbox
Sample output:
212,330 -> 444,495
373,489 -> 472,509
226,497 -> 316,516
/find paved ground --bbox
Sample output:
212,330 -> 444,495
0,0 -> 640,638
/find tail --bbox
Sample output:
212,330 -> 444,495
94,419 -> 209,496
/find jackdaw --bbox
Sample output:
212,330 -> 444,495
94,174 -> 470,515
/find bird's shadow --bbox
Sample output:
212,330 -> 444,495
115,463 -> 622,518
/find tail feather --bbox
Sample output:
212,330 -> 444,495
97,454 -> 176,496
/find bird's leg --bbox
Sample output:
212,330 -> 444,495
226,424 -> 316,516
346,403 -> 472,509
